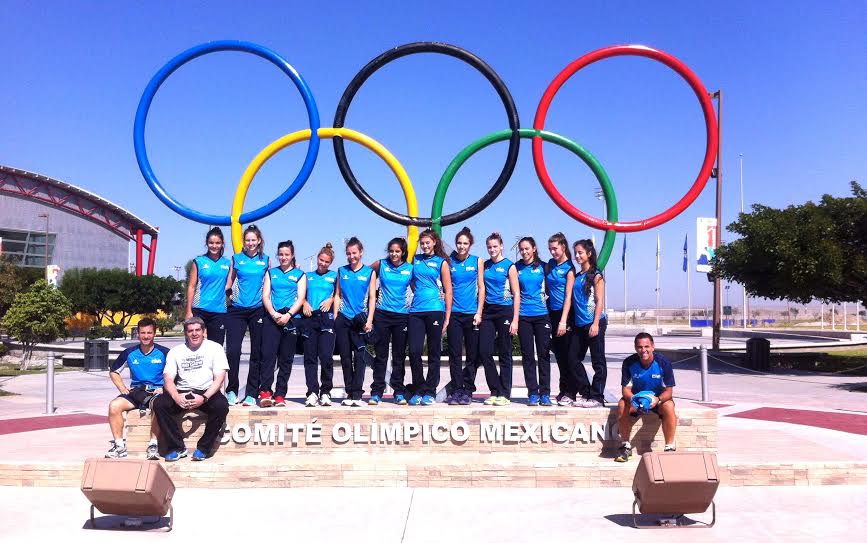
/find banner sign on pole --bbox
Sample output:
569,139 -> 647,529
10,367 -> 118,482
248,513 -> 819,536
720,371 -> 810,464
696,217 -> 717,273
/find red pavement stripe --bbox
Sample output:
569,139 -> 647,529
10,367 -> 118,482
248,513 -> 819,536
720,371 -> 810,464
727,407 -> 867,436
0,414 -> 106,435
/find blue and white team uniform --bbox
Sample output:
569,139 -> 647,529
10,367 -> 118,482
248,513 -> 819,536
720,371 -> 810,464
256,266 -> 305,401
516,260 -> 552,401
110,343 -> 170,409
479,257 -> 515,399
447,253 -> 482,400
336,264 -> 374,402
373,259 -> 413,401
408,254 -> 447,402
191,254 -> 231,345
302,269 -> 338,398
568,268 -> 608,403
225,251 -> 269,400
545,258 -> 575,399
621,352 -> 676,413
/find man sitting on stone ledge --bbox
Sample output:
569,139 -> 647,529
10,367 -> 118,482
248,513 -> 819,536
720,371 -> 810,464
153,316 -> 229,462
614,332 -> 677,462
105,317 -> 170,460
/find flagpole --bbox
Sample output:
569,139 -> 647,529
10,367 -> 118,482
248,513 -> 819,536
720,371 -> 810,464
687,241 -> 692,327
656,233 -> 661,333
622,236 -> 627,325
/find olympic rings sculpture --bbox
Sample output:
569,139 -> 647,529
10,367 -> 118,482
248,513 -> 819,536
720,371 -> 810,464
134,40 -> 718,270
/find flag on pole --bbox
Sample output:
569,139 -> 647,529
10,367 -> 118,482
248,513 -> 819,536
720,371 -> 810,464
621,235 -> 627,271
591,232 -> 596,247
656,234 -> 661,271
682,234 -> 688,272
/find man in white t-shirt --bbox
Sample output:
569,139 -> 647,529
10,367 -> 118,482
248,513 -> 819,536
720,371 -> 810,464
152,316 -> 230,461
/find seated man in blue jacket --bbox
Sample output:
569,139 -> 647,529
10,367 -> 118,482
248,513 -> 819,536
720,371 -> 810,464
615,332 -> 677,462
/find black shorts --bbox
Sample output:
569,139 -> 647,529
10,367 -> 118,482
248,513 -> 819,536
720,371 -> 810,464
118,386 -> 160,410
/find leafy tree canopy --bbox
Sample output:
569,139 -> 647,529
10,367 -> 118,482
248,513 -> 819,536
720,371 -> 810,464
1,280 -> 72,368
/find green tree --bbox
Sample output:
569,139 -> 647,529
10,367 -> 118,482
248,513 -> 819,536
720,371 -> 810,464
1,280 -> 72,369
0,259 -> 44,319
60,268 -> 182,329
714,181 -> 866,304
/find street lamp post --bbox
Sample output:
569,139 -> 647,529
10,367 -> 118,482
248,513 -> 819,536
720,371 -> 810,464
37,213 -> 50,281
171,265 -> 182,281
739,154 -> 748,328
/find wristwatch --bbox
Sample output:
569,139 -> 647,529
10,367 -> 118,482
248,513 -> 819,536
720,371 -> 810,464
201,394 -> 210,403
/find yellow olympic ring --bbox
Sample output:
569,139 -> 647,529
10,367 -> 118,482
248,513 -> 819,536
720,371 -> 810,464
231,127 -> 419,260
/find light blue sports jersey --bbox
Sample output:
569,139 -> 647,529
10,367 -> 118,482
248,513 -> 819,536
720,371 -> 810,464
193,255 -> 231,313
484,257 -> 513,306
572,269 -> 605,326
306,269 -> 337,310
110,344 -> 170,387
410,254 -> 446,313
269,266 -> 304,315
449,252 -> 480,314
545,258 -> 574,311
377,259 -> 412,314
516,261 -> 547,317
621,354 -> 676,396
231,252 -> 269,308
338,264 -> 373,319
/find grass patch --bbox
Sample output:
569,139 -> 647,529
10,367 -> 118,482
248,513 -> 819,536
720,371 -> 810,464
0,388 -> 17,397
771,347 -> 867,375
0,363 -> 79,377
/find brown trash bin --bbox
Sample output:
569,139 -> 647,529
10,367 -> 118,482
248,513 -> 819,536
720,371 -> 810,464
81,458 -> 175,530
632,451 -> 719,528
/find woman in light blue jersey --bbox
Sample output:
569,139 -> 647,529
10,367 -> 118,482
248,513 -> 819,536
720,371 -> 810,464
565,238 -> 607,408
446,227 -> 484,405
370,238 -> 412,405
333,237 -> 376,407
515,236 -> 552,407
301,243 -> 337,406
407,229 -> 453,406
185,227 -> 231,346
223,225 -> 269,406
480,232 -> 520,406
546,232 -> 576,406
257,240 -> 306,408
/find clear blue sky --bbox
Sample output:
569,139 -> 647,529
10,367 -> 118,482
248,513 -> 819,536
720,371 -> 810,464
1,1 -> 864,308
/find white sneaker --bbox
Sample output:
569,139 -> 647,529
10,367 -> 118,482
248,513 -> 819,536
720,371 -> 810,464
319,393 -> 332,406
576,398 -> 604,408
351,399 -> 365,407
558,397 -> 574,407
305,393 -> 318,407
341,398 -> 353,406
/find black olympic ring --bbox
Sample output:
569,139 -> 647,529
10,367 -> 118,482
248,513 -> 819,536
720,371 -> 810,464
333,42 -> 520,228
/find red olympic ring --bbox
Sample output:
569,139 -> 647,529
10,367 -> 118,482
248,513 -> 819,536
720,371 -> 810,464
532,44 -> 719,233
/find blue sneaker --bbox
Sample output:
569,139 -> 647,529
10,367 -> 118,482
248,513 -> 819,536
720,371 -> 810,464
241,395 -> 256,407
409,394 -> 423,406
421,394 -> 435,405
528,394 -> 541,406
164,449 -> 188,462
540,394 -> 553,406
226,391 -> 238,405
191,449 -> 208,461
394,394 -> 408,405
368,395 -> 381,406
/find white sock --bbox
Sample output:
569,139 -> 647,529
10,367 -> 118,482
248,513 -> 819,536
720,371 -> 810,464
148,438 -> 158,446
621,441 -> 631,449
114,438 -> 125,448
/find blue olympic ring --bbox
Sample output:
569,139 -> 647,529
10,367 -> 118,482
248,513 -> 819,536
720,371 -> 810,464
133,40 -> 321,225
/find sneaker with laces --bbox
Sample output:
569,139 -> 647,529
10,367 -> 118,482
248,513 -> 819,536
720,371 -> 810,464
259,391 -> 273,407
576,398 -> 603,408
408,394 -> 423,406
614,445 -> 632,463
341,398 -> 354,406
394,393 -> 408,405
483,395 -> 498,405
351,399 -> 365,407
191,449 -> 208,461
421,394 -> 435,405
457,391 -> 472,405
664,444 -> 677,452
305,393 -> 319,407
493,396 -> 511,406
226,391 -> 238,405
540,395 -> 553,406
319,393 -> 332,406
241,395 -> 257,407
527,394 -> 541,406
164,449 -> 188,462
368,395 -> 381,406
105,441 -> 128,459
146,443 -> 159,460
274,395 -> 287,407
557,396 -> 574,407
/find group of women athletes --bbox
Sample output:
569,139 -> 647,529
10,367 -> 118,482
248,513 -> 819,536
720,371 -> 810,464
185,225 -> 608,408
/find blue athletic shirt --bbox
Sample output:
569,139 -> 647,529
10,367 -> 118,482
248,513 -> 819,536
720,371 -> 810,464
621,353 -> 676,396
110,344 -> 170,388
449,252 -> 480,314
192,255 -> 231,313
545,258 -> 574,311
338,264 -> 373,319
306,269 -> 337,310
572,269 -> 605,326
269,266 -> 304,316
516,261 -> 547,317
231,252 -> 269,309
410,254 -> 446,313
377,259 -> 412,314
484,257 -> 514,306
